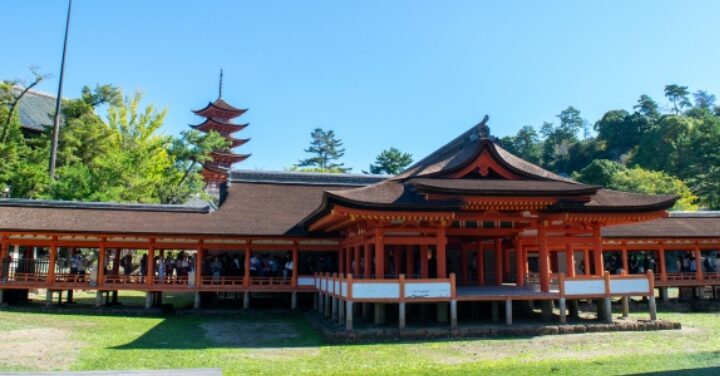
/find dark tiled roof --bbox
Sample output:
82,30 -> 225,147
603,213 -> 720,238
395,123 -> 574,183
14,88 -> 59,132
230,170 -> 388,187
0,181 -> 354,236
0,199 -> 209,213
409,178 -> 599,196
550,189 -> 678,213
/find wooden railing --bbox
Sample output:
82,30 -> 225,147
314,272 -> 457,303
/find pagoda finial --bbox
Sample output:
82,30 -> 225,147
476,115 -> 490,138
218,69 -> 224,99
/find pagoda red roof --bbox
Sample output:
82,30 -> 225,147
229,138 -> 250,148
210,151 -> 251,163
192,98 -> 248,120
190,118 -> 249,134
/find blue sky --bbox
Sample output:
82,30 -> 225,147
3,1 -> 719,171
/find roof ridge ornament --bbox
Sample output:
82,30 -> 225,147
476,115 -> 490,139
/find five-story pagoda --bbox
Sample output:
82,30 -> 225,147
190,71 -> 251,192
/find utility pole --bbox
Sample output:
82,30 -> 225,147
49,0 -> 73,179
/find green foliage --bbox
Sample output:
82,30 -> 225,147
664,84 -> 691,114
367,147 -> 413,175
500,125 -> 542,165
297,128 -> 350,172
572,159 -> 625,186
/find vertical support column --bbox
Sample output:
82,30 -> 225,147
621,296 -> 630,318
374,226 -> 384,278
398,274 -> 406,329
537,221 -> 550,293
291,241 -> 299,288
603,271 -> 612,323
0,233 -> 8,281
558,272 -> 567,324
194,292 -> 201,309
460,246 -> 468,285
565,243 -> 575,278
477,242 -> 484,285
243,292 -> 250,309
420,245 -> 429,279
243,242 -> 251,287
406,245 -> 414,277
694,246 -> 704,283
658,244 -> 667,283
331,294 -> 338,321
621,245 -> 629,275
515,237 -> 524,286
194,246 -> 202,288
436,226 -> 447,278
363,244 -> 371,278
353,246 -> 360,276
583,248 -> 591,276
648,270 -> 657,321
145,292 -> 153,309
495,238 -> 503,285
592,225 -> 604,276
291,292 -> 298,310
505,299 -> 513,325
346,301 -> 354,331
48,240 -> 58,287
450,272 -> 457,328
147,245 -> 155,287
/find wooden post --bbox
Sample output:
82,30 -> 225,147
495,238 -> 503,285
593,225 -> 604,276
621,245 -> 629,275
537,221 -> 550,293
658,244 -> 667,282
194,246 -> 202,288
244,242 -> 251,287
505,299 -> 513,325
694,246 -> 704,282
603,271 -> 612,323
97,241 -> 106,287
420,245 -> 429,278
449,273 -> 457,329
558,272 -> 567,324
48,240 -> 58,286
648,270 -> 657,320
399,274 -> 406,329
363,243 -> 371,278
292,241 -> 299,287
374,226 -> 384,278
437,226 -> 447,279
147,245 -> 155,287
0,233 -> 8,281
565,243 -> 575,278
460,245 -> 468,285
515,237 -> 524,286
406,245 -> 414,277
353,245 -> 360,276
477,242 -> 485,285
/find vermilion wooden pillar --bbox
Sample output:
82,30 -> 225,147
658,244 -> 667,282
291,241 -> 299,287
374,226 -> 384,278
436,227 -> 447,278
243,242 -> 251,287
592,225 -> 604,276
565,243 -> 575,278
460,245 -> 468,285
406,245 -> 414,277
48,240 -> 58,285
353,246 -> 361,276
537,223 -> 550,292
345,247 -> 352,275
0,233 -> 7,280
364,243 -> 372,278
97,241 -> 106,286
194,246 -> 202,287
148,246 -> 155,286
621,246 -> 629,275
495,238 -> 503,285
694,246 -> 703,282
393,246 -> 401,275
515,237 -> 525,286
477,243 -> 485,285
420,245 -> 429,278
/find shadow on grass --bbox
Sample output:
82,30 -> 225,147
629,366 -> 720,375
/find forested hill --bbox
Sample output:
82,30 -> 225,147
499,85 -> 719,211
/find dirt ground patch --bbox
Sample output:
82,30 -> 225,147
202,321 -> 320,360
0,327 -> 82,371
201,321 -> 302,347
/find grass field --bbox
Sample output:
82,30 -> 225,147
1,293 -> 719,375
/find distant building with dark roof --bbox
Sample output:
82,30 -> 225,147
11,87 -> 60,136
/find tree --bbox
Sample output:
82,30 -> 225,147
634,94 -> 661,120
500,125 -> 542,165
664,84 -> 691,114
594,110 -> 650,160
693,90 -> 716,110
573,159 -> 626,187
297,128 -> 350,172
367,147 -> 413,175
611,167 -> 698,211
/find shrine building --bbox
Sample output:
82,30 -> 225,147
1,92 -> 719,331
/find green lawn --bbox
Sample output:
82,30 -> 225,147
0,301 -> 719,375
